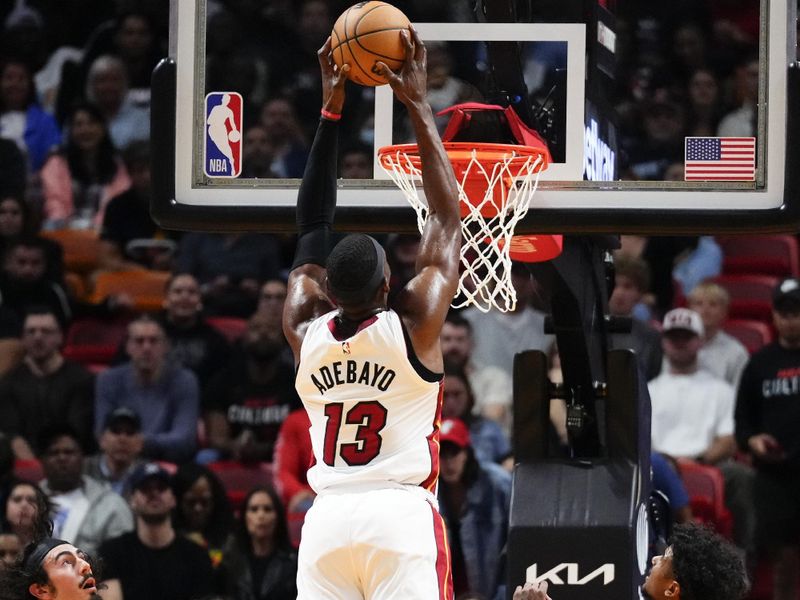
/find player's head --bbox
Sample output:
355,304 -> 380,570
642,523 -> 747,600
0,538 -> 101,600
326,234 -> 390,311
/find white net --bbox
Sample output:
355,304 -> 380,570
379,144 -> 545,313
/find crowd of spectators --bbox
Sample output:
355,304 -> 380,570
0,1 -> 791,599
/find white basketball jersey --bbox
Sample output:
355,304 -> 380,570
296,309 -> 443,495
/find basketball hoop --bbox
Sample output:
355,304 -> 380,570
378,141 -> 557,313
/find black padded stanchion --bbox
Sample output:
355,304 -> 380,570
507,349 -> 651,600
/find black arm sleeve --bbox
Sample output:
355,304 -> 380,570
291,117 -> 339,270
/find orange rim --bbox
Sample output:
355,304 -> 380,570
378,142 -> 549,174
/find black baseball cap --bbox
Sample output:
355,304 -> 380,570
128,462 -> 171,492
772,278 -> 800,312
103,407 -> 142,431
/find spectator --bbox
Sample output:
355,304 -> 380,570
0,195 -> 64,281
627,99 -> 686,180
99,140 -> 176,271
0,236 -> 71,329
649,308 -> 754,551
38,426 -> 133,556
735,277 -> 800,599
158,273 -> 232,387
272,408 -> 313,513
0,235 -> 130,332
95,316 -> 199,463
99,463 -> 214,600
438,418 -> 510,600
171,463 -> 234,570
254,278 -> 293,366
175,232 -> 282,317
39,101 -> 130,230
203,313 -> 301,463
441,311 -> 513,429
111,274 -> 233,391
338,143 -> 372,179
717,54 -> 759,137
257,97 -> 308,179
83,407 -> 145,496
0,530 -> 21,570
685,68 -> 724,137
1,480 -> 51,547
0,58 -> 61,173
218,485 -> 297,600
443,364 -> 511,468
687,281 -> 749,387
0,306 -> 94,459
241,124 -> 276,179
462,263 -> 553,379
85,55 -> 149,150
424,42 -> 482,132
608,253 -> 663,381
649,308 -> 736,464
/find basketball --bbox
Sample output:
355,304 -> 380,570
228,130 -> 241,143
331,2 -> 410,87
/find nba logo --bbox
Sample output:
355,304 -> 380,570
204,92 -> 243,178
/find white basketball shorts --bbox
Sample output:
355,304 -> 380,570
296,486 -> 452,600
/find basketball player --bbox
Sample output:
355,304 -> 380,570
283,27 -> 461,600
0,538 -> 102,600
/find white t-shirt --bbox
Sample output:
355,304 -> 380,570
648,369 -> 735,458
50,487 -> 90,542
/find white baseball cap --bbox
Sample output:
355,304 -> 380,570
662,308 -> 704,337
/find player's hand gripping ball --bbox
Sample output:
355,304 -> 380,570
331,1 -> 411,86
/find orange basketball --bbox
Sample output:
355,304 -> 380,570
331,2 -> 410,87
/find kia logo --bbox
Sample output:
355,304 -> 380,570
526,563 -> 616,586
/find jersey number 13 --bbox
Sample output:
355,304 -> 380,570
322,401 -> 388,466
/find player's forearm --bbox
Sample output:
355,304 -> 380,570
292,118 -> 339,270
406,103 -> 459,225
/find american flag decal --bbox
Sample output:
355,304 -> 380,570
684,137 -> 756,181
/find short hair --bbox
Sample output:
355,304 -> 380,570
613,254 -> 651,292
444,311 -> 472,334
326,234 -> 385,306
22,305 -> 63,331
670,523 -> 748,600
36,424 -> 85,457
688,281 -> 730,307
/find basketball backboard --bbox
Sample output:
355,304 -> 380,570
152,0 -> 800,234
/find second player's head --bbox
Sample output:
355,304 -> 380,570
327,234 -> 390,311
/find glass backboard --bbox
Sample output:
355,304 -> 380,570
152,0 -> 800,234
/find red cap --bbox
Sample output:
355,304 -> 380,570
440,418 -> 471,449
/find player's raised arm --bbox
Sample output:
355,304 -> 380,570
283,39 -> 349,360
376,28 -> 462,365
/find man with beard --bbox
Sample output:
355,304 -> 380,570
0,538 -> 103,600
203,313 -> 300,463
98,463 -> 213,600
94,317 -> 199,463
0,307 -> 94,459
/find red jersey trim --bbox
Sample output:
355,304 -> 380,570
420,381 -> 444,492
428,500 -> 454,600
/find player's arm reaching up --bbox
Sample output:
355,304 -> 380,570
283,39 -> 349,362
376,27 -> 462,373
